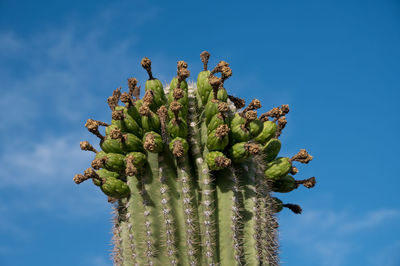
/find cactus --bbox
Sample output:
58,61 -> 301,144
74,51 -> 316,266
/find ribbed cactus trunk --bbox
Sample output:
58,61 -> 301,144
74,51 -> 316,266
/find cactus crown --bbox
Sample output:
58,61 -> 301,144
75,51 -> 316,265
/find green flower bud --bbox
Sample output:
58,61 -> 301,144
102,127 -> 143,153
167,117 -> 188,139
100,135 -> 125,154
197,70 -> 213,105
92,153 -> 126,172
93,169 -> 120,186
207,87 -> 228,102
169,76 -> 188,93
135,99 -> 143,110
249,119 -> 263,138
169,137 -> 189,158
254,121 -> 277,144
112,106 -> 143,138
125,152 -> 147,176
205,100 -> 220,124
145,79 -> 167,108
207,124 -> 230,151
272,175 -> 296,193
143,131 -> 164,153
125,104 -> 141,125
230,113 -> 246,128
271,197 -> 302,214
139,105 -> 161,133
100,176 -> 130,199
262,138 -> 281,162
168,106 -> 188,120
264,157 -> 292,181
206,151 -> 231,171
230,124 -> 251,143
168,89 -> 189,110
123,133 -> 144,152
229,142 -> 261,163
208,113 -> 225,134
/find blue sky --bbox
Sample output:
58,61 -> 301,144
0,0 -> 399,265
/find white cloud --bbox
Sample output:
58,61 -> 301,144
0,134 -> 91,186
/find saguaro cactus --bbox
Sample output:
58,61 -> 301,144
74,51 -> 316,266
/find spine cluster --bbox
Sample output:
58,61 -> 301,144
74,51 -> 316,265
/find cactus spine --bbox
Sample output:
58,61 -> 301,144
75,51 -> 316,265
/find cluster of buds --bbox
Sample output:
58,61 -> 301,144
73,51 -> 317,265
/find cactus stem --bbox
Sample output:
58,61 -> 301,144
126,176 -> 149,265
253,156 -> 277,265
241,160 -> 261,265
80,141 -> 98,153
200,51 -> 210,71
176,158 -> 200,265
141,57 -> 154,80
112,205 -> 124,265
139,176 -> 156,264
158,153 -> 179,265
118,200 -> 139,266
216,166 -> 246,265
188,88 -> 217,264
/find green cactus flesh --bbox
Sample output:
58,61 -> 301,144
75,51 -> 316,266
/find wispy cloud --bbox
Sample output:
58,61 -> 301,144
85,255 -> 111,266
0,7 -> 170,263
279,208 -> 400,266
